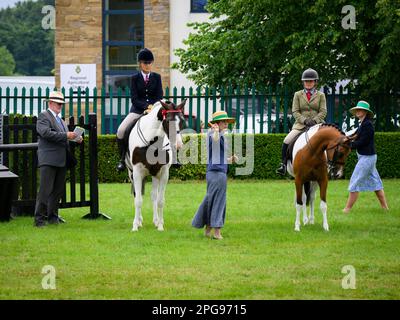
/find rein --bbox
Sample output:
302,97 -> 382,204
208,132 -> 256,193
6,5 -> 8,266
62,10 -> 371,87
135,117 -> 171,151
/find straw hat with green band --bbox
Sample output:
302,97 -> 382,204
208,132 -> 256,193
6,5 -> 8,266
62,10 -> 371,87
208,111 -> 235,127
349,100 -> 374,118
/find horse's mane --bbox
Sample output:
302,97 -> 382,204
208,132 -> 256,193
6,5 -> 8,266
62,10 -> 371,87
320,123 -> 345,136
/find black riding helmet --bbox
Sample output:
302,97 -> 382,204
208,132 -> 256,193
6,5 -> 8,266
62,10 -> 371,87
301,68 -> 319,81
137,48 -> 154,62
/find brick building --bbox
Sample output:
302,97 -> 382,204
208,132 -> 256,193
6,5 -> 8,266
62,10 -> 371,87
55,0 -> 210,92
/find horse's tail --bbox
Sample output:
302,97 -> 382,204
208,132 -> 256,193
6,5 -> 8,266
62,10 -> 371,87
304,182 -> 311,206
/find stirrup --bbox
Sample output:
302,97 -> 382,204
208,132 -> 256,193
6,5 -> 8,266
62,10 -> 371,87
276,163 -> 286,175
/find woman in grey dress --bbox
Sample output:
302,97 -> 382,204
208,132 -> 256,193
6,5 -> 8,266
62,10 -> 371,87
192,111 -> 237,240
343,101 -> 389,213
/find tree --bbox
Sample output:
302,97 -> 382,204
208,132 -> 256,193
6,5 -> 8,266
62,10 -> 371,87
173,0 -> 400,95
0,0 -> 55,76
0,46 -> 16,76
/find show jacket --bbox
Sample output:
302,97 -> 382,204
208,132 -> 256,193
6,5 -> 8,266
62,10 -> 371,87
130,71 -> 163,114
291,89 -> 327,130
36,110 -> 70,167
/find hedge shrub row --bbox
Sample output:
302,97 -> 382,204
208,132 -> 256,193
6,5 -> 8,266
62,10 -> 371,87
97,133 -> 400,182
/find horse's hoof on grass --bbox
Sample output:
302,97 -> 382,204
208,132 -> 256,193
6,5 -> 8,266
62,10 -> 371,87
323,224 -> 329,231
294,226 -> 300,232
131,226 -> 139,232
157,225 -> 164,231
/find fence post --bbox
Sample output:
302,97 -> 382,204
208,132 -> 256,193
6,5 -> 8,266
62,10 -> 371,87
260,86 -> 265,134
82,113 -> 111,220
244,85 -> 249,133
117,87 -> 122,129
188,87 -> 193,130
196,86 -> 201,133
251,84 -> 256,132
235,85 -> 240,130
275,85 -> 281,133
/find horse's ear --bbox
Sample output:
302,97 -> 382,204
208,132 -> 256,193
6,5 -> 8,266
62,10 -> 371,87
176,99 -> 187,112
160,100 -> 170,109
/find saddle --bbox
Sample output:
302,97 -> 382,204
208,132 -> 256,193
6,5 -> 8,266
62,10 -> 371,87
286,128 -> 308,163
122,114 -> 145,145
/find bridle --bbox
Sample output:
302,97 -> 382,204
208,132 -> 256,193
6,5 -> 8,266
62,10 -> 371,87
326,141 -> 351,178
305,129 -> 350,178
135,107 -> 184,151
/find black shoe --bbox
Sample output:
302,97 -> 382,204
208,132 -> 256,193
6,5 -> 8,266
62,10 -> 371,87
117,161 -> 126,171
48,218 -> 60,225
34,221 -> 47,228
172,161 -> 182,169
276,163 -> 287,175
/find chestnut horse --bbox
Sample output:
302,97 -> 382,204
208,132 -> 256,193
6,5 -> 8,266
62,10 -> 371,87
286,124 -> 356,231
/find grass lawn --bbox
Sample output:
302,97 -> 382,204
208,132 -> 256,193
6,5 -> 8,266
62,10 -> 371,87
0,179 -> 399,300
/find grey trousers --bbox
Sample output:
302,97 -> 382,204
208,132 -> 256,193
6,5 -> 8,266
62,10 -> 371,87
34,165 -> 67,224
117,113 -> 141,139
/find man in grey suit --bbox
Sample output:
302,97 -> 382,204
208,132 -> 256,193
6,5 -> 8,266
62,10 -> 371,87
34,91 -> 83,227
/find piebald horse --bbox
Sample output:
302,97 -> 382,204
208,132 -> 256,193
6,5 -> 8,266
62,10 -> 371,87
286,124 -> 356,231
125,100 -> 186,231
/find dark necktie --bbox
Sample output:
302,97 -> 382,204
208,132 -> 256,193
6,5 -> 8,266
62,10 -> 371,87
145,74 -> 149,85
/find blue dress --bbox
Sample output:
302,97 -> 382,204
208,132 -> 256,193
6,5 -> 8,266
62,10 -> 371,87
192,132 -> 228,228
348,118 -> 383,192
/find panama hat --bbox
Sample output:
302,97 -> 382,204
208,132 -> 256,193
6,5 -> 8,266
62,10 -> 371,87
208,111 -> 236,127
349,100 -> 374,118
47,91 -> 66,104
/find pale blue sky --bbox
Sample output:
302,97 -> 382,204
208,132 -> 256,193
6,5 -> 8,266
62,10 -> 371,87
0,0 -> 32,10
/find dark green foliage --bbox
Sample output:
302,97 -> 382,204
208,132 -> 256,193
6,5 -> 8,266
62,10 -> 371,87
0,0 -> 55,76
96,133 -> 400,182
174,0 -> 400,96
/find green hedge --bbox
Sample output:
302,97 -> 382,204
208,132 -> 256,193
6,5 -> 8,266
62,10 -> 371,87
97,133 -> 400,182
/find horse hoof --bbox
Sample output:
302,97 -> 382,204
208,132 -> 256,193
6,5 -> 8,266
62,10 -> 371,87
132,226 -> 139,232
309,219 -> 315,225
303,218 -> 309,225
294,226 -> 300,232
323,224 -> 329,231
157,225 -> 164,231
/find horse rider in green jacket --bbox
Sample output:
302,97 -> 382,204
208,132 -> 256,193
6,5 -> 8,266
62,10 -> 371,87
276,68 -> 327,175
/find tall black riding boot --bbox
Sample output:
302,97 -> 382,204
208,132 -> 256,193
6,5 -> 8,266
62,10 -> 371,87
276,143 -> 289,175
116,138 -> 127,171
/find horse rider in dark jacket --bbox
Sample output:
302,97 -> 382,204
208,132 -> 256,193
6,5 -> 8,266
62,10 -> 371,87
116,48 -> 163,171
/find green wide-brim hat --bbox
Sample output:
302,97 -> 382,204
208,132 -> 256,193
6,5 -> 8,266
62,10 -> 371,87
208,111 -> 236,127
349,100 -> 374,118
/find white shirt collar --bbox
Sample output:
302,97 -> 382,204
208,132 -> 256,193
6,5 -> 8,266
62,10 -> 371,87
141,71 -> 150,80
48,108 -> 61,119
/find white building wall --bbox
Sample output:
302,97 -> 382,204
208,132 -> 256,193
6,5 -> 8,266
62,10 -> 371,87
170,0 -> 210,90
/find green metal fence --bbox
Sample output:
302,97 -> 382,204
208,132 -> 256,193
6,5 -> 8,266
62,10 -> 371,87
1,85 -> 399,134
